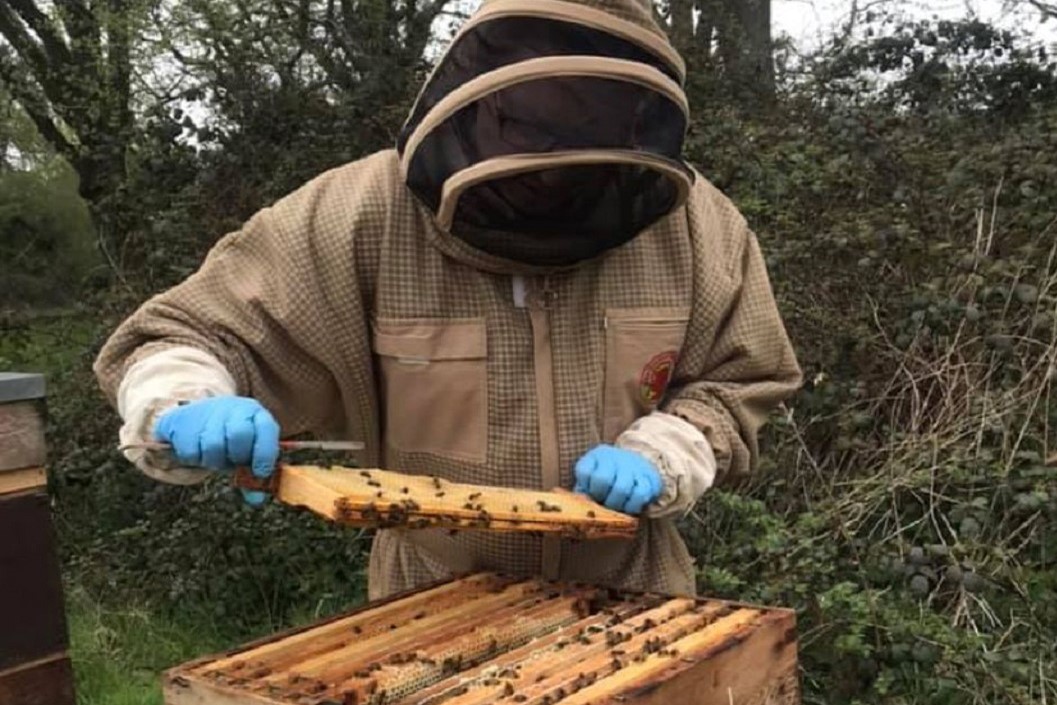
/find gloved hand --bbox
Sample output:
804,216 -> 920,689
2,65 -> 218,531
573,445 -> 663,516
154,396 -> 280,506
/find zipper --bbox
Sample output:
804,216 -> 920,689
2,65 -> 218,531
526,275 -> 562,581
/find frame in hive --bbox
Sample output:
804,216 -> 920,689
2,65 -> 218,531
163,573 -> 801,705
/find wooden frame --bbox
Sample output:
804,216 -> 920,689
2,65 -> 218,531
164,573 -> 800,705
235,465 -> 639,539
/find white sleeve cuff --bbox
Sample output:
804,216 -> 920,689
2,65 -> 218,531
614,411 -> 717,518
117,346 -> 237,485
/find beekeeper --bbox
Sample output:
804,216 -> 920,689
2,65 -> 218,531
94,0 -> 802,599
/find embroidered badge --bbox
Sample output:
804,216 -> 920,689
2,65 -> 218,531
639,351 -> 678,407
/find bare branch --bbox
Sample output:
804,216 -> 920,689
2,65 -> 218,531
0,46 -> 77,160
0,1 -> 50,76
6,0 -> 71,65
1026,0 -> 1057,17
52,0 -> 95,31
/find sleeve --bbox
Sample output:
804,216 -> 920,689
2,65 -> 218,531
93,161 -> 380,483
115,346 -> 237,484
653,181 -> 802,490
614,411 -> 717,518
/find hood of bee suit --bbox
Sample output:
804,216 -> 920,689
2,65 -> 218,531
396,0 -> 694,268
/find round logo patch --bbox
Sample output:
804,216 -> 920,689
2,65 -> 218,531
639,351 -> 678,407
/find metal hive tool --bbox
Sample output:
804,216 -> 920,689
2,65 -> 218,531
164,574 -> 801,705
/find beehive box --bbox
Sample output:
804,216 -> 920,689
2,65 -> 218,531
164,574 -> 800,705
0,373 -> 76,705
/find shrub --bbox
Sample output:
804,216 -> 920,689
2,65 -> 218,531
677,15 -> 1057,704
0,169 -> 99,308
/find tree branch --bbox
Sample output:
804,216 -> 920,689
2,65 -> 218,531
1026,0 -> 1057,17
53,0 -> 100,69
404,0 -> 456,63
414,0 -> 456,26
105,0 -> 132,137
6,0 -> 71,65
668,0 -> 694,54
0,47 -> 77,160
52,0 -> 95,30
0,2 -> 50,77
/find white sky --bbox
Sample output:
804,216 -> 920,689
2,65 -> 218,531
439,1 -> 1057,55
164,0 -> 1057,152
773,0 -> 1057,46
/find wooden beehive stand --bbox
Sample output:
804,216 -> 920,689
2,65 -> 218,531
0,373 -> 76,704
165,574 -> 800,705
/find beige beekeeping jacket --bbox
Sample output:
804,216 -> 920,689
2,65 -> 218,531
93,0 -> 802,601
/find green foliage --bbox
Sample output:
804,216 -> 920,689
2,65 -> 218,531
0,87 -> 51,170
816,16 -> 1057,116
683,453 -> 1057,703
0,168 -> 99,308
678,13 -> 1057,703
66,476 -> 371,631
0,315 -> 370,637
2,6 -> 1055,704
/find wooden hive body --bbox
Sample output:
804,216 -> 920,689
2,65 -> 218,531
164,574 -> 800,705
0,373 -> 76,705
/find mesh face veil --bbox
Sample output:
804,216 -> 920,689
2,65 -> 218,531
396,0 -> 694,267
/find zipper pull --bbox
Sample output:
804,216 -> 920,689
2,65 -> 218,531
535,276 -> 558,310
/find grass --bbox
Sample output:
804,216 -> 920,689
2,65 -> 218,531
0,310 -> 100,374
65,582 -> 361,704
67,586 -> 230,705
1,313 -> 362,704
1,313 -> 220,704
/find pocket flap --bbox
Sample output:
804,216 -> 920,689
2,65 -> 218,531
605,307 -> 691,327
373,318 -> 487,361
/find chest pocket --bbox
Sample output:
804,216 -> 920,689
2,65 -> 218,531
602,308 -> 691,443
373,318 -> 488,463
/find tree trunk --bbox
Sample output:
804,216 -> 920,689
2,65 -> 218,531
740,0 -> 774,98
695,0 -> 716,65
0,0 -> 134,205
668,0 -> 694,56
715,0 -> 774,103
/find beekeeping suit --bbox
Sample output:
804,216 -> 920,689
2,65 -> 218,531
94,0 -> 802,600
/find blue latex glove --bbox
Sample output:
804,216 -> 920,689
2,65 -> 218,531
154,396 -> 280,506
573,445 -> 663,515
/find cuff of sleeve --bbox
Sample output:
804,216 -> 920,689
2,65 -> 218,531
614,411 -> 717,518
662,397 -> 738,480
117,346 -> 237,485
